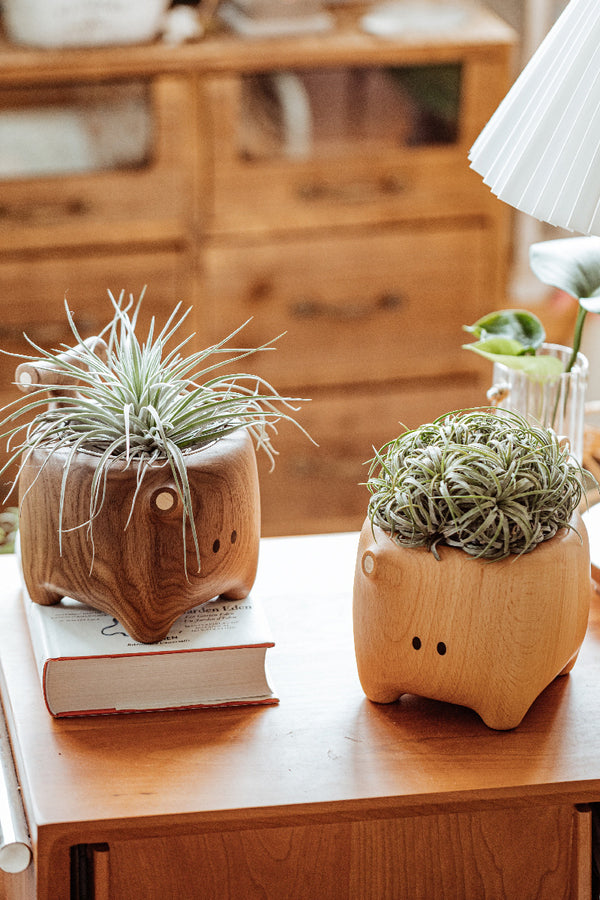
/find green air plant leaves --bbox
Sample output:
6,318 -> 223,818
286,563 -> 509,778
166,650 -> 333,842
0,291 -> 312,575
366,409 -> 585,562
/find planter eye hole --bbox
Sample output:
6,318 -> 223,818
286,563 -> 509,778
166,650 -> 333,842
213,539 -> 220,554
412,636 -> 421,650
231,530 -> 237,544
153,489 -> 177,513
437,642 -> 447,656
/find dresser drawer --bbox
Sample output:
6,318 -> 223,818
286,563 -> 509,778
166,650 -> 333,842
204,223 -> 487,391
0,75 -> 197,252
206,68 -> 493,236
258,375 -> 487,536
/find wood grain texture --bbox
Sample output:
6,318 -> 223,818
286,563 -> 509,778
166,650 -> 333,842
1,529 -> 600,897
18,427 -> 260,642
353,516 -> 593,730
202,226 -> 489,391
0,865 -> 36,900
104,805 -> 582,900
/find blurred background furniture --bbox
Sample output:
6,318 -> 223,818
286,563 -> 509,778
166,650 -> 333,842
0,3 -> 515,535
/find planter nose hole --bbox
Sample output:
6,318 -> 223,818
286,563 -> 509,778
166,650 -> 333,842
213,539 -> 220,553
362,551 -> 375,576
231,530 -> 237,544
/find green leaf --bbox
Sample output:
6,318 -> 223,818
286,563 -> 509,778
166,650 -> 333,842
529,236 -> 600,302
463,309 -> 545,351
463,344 -> 565,381
462,337 -> 528,357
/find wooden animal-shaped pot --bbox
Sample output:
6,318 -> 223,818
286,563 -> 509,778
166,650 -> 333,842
18,428 -> 260,643
353,515 -> 592,730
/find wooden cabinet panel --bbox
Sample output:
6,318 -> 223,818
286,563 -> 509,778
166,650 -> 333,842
212,151 -> 491,238
203,224 -> 488,392
257,374 -> 487,536
206,69 -> 499,237
0,248 -> 192,367
100,804 -> 589,899
0,75 -> 196,252
0,867 -> 35,900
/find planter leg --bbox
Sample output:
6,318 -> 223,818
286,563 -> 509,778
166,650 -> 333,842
477,701 -> 534,731
558,651 -> 580,676
29,584 -> 63,606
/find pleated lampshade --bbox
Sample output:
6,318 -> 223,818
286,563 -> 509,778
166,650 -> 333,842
469,0 -> 600,236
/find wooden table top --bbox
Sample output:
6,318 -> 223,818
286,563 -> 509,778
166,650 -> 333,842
2,528 -> 600,849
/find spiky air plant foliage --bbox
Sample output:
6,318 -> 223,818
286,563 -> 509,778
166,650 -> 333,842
0,292 -> 309,570
366,409 -> 586,561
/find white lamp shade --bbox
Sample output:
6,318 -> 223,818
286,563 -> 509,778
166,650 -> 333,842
469,0 -> 600,236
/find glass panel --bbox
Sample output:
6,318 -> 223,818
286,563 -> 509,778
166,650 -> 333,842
238,64 -> 462,161
0,81 -> 153,180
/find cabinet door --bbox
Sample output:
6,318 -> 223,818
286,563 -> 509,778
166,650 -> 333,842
205,60 -> 502,237
257,376 -> 486,536
0,75 -> 197,253
202,224 -> 488,392
81,804 -> 591,900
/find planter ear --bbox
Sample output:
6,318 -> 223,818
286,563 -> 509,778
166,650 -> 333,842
353,517 -> 593,730
18,428 -> 261,643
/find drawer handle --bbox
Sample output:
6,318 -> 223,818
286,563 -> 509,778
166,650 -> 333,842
296,176 -> 405,205
291,293 -> 403,321
0,197 -> 90,225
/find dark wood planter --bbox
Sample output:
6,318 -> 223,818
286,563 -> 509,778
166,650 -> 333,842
18,428 -> 260,643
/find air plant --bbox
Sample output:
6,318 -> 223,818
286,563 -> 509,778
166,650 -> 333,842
366,408 -> 585,561
0,291 -> 309,570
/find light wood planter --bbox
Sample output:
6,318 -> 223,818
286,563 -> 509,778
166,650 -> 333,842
18,428 -> 260,643
353,514 -> 593,730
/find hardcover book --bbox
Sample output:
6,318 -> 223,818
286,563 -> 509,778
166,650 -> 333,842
21,583 -> 278,717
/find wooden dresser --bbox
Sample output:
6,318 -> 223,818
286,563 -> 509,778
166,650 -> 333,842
0,3 -> 515,535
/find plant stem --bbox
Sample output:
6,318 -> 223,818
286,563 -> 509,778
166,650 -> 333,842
567,306 -> 587,373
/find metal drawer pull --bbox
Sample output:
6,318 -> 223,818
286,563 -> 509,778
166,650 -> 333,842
297,176 -> 405,204
291,293 -> 403,321
0,197 -> 89,224
0,711 -> 31,873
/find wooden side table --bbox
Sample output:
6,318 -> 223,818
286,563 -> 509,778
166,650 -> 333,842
0,531 -> 599,899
